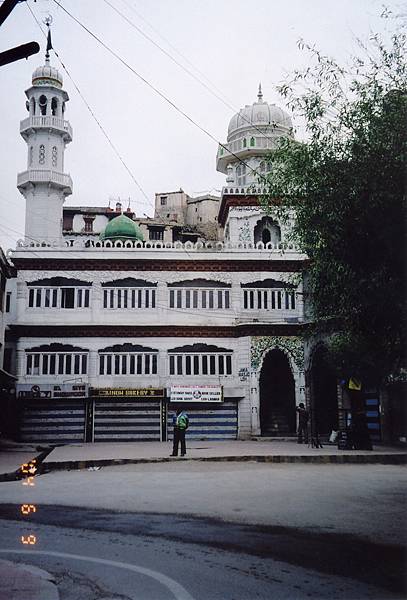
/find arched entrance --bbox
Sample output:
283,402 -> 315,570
310,346 -> 338,436
259,349 -> 296,436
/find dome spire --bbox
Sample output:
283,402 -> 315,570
44,16 -> 53,65
257,82 -> 263,102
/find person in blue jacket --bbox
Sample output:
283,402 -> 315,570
170,407 -> 189,457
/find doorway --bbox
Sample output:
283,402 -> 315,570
259,349 -> 296,436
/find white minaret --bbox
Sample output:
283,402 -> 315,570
17,23 -> 72,244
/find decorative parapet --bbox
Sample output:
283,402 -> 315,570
250,335 -> 304,371
14,238 -> 303,253
222,186 -> 266,196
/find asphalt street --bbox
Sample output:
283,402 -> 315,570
0,462 -> 405,599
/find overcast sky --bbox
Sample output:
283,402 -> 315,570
0,0 -> 401,249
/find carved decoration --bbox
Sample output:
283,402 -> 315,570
238,220 -> 252,243
250,335 -> 304,371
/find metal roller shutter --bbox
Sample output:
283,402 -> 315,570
20,400 -> 86,443
94,400 -> 161,441
168,401 -> 238,441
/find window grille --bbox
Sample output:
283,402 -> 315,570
243,289 -> 296,311
169,353 -> 232,376
99,352 -> 158,375
26,352 -> 88,376
169,288 -> 230,310
103,287 -> 156,309
28,287 -> 90,309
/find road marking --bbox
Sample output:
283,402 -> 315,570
0,549 -> 195,600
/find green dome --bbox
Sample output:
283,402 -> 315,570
100,214 -> 144,242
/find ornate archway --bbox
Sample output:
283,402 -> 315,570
251,336 -> 305,437
259,349 -> 295,435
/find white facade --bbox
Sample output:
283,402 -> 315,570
6,60 -> 307,442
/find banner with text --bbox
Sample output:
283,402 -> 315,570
170,385 -> 223,403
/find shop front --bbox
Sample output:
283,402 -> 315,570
167,385 -> 238,440
17,383 -> 88,444
90,387 -> 165,442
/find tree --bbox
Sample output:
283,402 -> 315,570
261,18 -> 407,385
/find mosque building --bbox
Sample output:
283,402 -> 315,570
3,46 -> 348,445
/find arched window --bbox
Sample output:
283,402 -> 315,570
30,97 -> 36,116
237,164 -> 246,186
242,138 -> 247,148
29,146 -> 33,166
51,97 -> 58,116
254,217 -> 281,245
260,161 -> 266,173
52,146 -> 58,168
39,95 -> 47,116
39,145 -> 45,165
250,137 -> 255,147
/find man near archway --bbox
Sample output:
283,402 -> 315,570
296,403 -> 309,444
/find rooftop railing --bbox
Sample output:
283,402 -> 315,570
14,238 -> 303,254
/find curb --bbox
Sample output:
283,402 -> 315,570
0,448 -> 54,483
39,452 -> 407,473
0,558 -> 59,600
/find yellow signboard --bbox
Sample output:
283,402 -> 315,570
90,388 -> 165,398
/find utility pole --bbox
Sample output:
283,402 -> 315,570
0,0 -> 39,67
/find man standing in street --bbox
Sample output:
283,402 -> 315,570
170,407 -> 189,457
296,402 -> 309,444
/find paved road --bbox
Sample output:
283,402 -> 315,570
0,462 -> 405,599
0,511 -> 404,600
1,462 -> 405,545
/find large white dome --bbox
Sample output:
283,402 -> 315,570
227,86 -> 292,139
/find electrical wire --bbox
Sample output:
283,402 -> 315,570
26,1 -> 154,215
104,0 -> 284,147
3,4 -> 295,307
26,0 -> 214,263
50,0 -> 269,187
1,220 -> 298,324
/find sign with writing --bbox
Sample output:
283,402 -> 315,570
17,384 -> 88,399
170,385 -> 223,403
90,388 -> 164,398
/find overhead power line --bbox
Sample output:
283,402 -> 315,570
50,0 -> 268,185
26,1 -> 154,215
104,0 -> 285,147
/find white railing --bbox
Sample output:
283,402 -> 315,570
17,169 -> 73,189
222,186 -> 267,196
20,116 -> 72,139
15,238 -> 303,254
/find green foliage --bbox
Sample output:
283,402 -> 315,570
261,21 -> 407,383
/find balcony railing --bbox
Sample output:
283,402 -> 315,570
17,169 -> 73,192
20,116 -> 72,140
